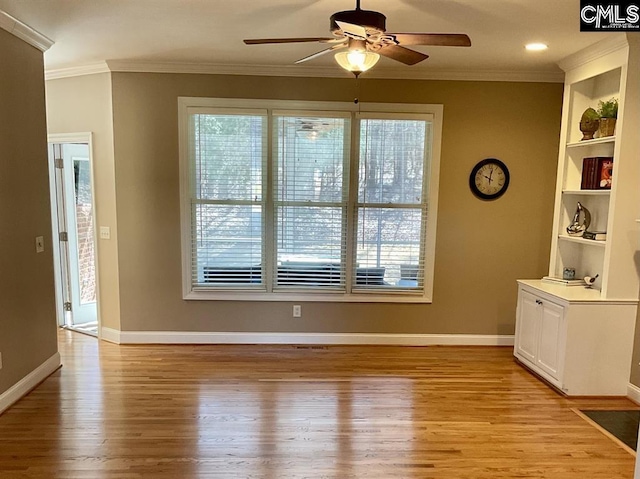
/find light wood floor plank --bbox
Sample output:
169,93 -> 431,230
0,330 -> 637,478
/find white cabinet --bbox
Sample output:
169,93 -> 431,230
515,291 -> 539,365
515,288 -> 566,388
536,297 -> 564,381
515,35 -> 640,396
515,281 -> 636,396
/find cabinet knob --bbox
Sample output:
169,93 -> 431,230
536,299 -> 543,305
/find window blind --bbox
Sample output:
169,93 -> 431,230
191,112 -> 266,287
356,118 -> 431,291
274,114 -> 350,289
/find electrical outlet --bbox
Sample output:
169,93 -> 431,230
293,305 -> 302,318
35,236 -> 44,253
100,226 -> 111,240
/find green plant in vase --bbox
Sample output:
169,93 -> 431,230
597,98 -> 618,137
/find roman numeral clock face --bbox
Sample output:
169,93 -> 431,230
469,158 -> 510,200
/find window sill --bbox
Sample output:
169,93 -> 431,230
184,289 -> 433,304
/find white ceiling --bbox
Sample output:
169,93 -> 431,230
0,0 -> 613,79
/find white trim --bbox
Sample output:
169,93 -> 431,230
0,353 -> 61,415
47,133 -> 102,336
185,290 -> 432,303
40,58 -> 565,83
628,383 -> 640,405
178,98 -> 192,300
48,132 -> 93,144
45,62 -> 110,81
46,142 -> 64,327
180,97 -> 437,113
104,59 -> 564,83
100,327 -> 121,344
558,34 -> 628,73
0,10 -> 53,52
112,330 -> 515,346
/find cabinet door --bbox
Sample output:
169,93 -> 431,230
536,300 -> 565,381
515,290 -> 539,364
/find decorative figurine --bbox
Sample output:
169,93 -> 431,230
563,267 -> 576,280
584,274 -> 599,288
579,108 -> 600,140
566,202 -> 591,237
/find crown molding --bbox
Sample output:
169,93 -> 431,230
557,34 -> 628,72
41,58 -> 563,83
105,59 -> 564,83
106,59 -> 349,78
45,61 -> 111,81
0,10 -> 53,52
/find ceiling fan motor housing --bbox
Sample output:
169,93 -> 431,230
330,9 -> 387,35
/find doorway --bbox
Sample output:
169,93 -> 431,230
48,134 -> 99,337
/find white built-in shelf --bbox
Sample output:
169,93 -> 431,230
562,189 -> 611,196
558,235 -> 607,247
566,136 -> 616,148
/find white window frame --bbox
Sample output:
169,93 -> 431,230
179,97 -> 442,303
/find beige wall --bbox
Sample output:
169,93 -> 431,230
46,73 -> 121,330
0,29 -> 58,394
109,72 -> 562,334
623,37 -> 640,388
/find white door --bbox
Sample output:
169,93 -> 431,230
515,290 -> 539,365
49,141 -> 98,333
536,300 -> 565,381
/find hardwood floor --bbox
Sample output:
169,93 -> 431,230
0,330 -> 637,478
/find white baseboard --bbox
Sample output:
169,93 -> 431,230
0,352 -> 61,415
100,327 -> 121,344
628,383 -> 640,405
102,328 -> 514,346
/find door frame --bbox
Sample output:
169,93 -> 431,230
47,132 -> 102,339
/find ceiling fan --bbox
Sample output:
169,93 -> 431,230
244,0 -> 471,76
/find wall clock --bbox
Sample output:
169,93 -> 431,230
469,158 -> 510,200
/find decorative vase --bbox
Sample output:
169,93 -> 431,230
579,108 -> 600,140
599,117 -> 616,137
566,202 -> 591,237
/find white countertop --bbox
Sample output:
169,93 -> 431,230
517,279 -> 638,304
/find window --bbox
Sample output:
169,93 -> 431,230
179,99 -> 442,302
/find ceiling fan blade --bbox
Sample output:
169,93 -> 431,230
244,37 -> 334,45
388,33 -> 471,47
295,44 -> 347,64
377,45 -> 429,65
335,21 -> 367,39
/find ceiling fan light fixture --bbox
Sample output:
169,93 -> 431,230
334,49 -> 380,75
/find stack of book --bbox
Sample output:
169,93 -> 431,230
581,157 -> 613,189
542,276 -> 586,286
583,231 -> 607,241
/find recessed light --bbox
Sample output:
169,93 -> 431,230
526,43 -> 548,51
